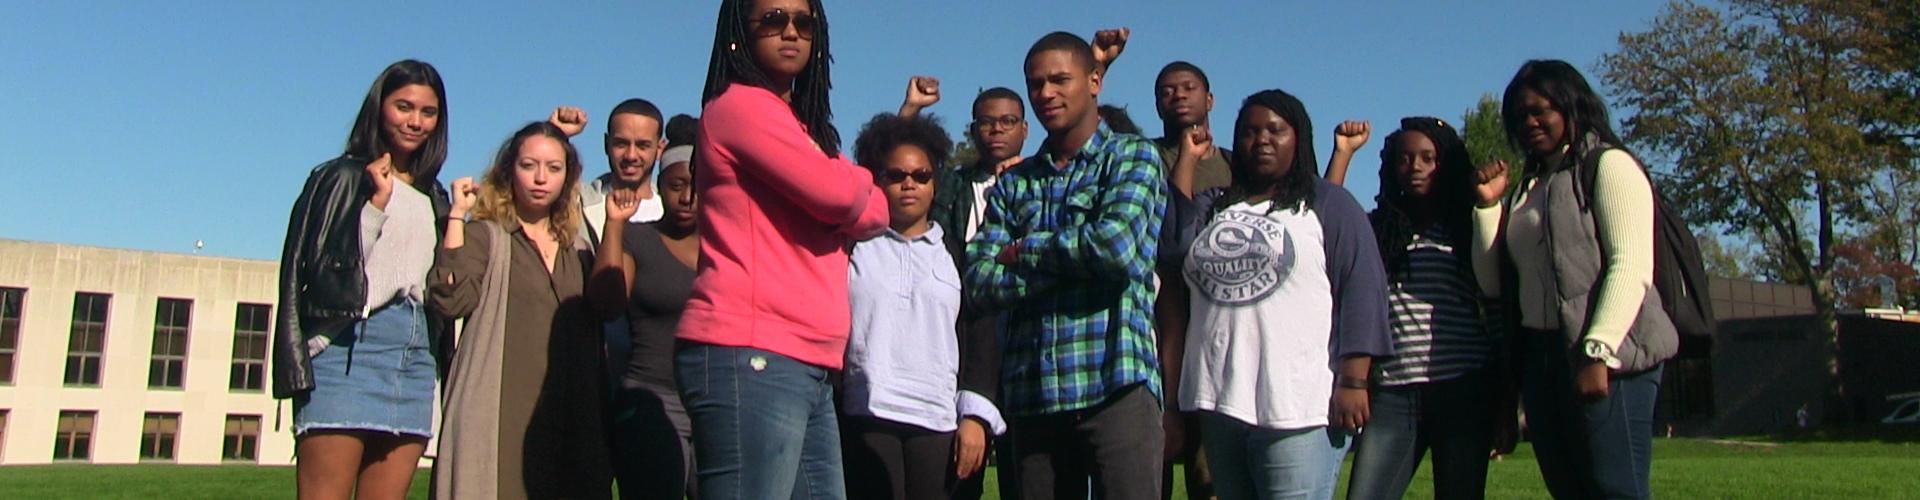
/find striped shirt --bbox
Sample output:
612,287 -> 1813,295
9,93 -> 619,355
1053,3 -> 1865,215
1377,227 -> 1496,386
965,124 -> 1166,416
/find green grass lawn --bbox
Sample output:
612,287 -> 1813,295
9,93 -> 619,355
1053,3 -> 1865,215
2,438 -> 1914,499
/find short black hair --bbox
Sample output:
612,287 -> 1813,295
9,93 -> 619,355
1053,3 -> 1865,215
665,113 -> 698,146
973,87 -> 1026,116
853,113 -> 953,181
608,98 -> 664,137
1025,31 -> 1096,73
1156,61 -> 1211,91
1098,104 -> 1142,135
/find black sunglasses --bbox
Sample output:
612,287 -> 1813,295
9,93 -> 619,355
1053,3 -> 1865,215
880,169 -> 934,184
751,9 -> 817,39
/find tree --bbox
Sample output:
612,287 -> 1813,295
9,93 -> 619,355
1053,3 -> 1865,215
1600,0 -> 1920,422
1461,93 -> 1523,172
1697,231 -> 1756,279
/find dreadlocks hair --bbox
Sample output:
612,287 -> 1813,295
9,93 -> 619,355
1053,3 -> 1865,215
1224,89 -> 1319,213
1369,117 -> 1479,280
853,113 -> 953,184
1501,59 -> 1623,174
702,0 -> 841,157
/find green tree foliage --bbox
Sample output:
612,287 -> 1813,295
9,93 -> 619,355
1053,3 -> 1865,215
1461,93 -> 1523,172
1601,0 -> 1920,422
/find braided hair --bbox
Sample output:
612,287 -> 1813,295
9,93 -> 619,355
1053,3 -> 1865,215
1369,118 -> 1477,279
1222,89 -> 1318,213
702,0 -> 841,156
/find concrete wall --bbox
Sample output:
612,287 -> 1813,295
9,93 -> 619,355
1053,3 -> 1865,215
0,239 -> 438,466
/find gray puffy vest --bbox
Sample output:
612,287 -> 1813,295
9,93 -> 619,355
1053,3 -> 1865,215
1533,156 -> 1678,373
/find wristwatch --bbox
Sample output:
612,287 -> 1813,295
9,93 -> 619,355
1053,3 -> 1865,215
1583,339 -> 1622,370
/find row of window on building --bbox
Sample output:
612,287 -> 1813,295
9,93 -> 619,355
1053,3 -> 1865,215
0,287 -> 271,391
0,409 -> 263,462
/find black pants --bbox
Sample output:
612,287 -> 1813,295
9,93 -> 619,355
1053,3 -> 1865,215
840,414 -> 955,500
1005,383 -> 1164,500
609,384 -> 695,500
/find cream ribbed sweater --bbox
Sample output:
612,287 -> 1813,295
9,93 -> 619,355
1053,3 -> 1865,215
1472,149 -> 1654,354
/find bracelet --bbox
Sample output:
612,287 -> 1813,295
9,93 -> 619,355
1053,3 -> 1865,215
1337,376 -> 1369,390
446,216 -> 466,222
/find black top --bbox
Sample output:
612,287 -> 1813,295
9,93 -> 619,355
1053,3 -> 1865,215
621,222 -> 696,390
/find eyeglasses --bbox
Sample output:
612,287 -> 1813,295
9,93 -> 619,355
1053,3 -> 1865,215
880,169 -> 935,185
972,115 -> 1024,131
751,9 -> 817,40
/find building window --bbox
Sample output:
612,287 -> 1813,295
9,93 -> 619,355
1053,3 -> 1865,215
140,412 -> 180,461
65,293 -> 111,386
1,409 -> 10,460
150,298 -> 191,389
0,287 -> 23,385
54,410 -> 95,461
230,304 -> 270,392
223,414 -> 261,462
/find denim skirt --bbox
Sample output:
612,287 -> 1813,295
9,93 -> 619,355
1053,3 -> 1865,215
293,297 -> 436,438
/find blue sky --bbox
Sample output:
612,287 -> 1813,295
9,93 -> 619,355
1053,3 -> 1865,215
0,1 -> 1671,260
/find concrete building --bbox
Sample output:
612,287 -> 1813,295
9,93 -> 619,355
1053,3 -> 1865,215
0,239 -> 438,466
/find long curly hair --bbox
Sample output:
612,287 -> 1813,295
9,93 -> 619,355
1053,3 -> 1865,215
1223,89 -> 1318,213
473,122 -> 584,246
1369,117 -> 1477,278
701,0 -> 840,157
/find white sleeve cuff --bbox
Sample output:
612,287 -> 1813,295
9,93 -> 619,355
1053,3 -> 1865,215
956,390 -> 1007,436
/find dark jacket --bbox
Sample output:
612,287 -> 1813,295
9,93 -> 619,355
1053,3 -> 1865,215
272,154 -> 452,399
929,163 -> 1001,408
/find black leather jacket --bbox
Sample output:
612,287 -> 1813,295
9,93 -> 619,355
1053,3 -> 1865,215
272,154 -> 451,399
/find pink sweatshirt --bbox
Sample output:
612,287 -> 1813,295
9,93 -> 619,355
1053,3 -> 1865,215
676,83 -> 889,369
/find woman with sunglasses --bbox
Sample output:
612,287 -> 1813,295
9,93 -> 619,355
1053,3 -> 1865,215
678,0 -> 889,498
839,113 -> 1006,500
1344,117 -> 1506,499
1163,89 -> 1391,500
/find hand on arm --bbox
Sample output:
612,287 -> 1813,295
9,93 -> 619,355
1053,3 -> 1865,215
1325,121 -> 1370,185
964,187 -> 1054,309
1012,148 -> 1167,280
710,90 -> 883,232
548,106 -> 588,137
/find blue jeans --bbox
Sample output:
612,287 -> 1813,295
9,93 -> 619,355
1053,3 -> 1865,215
676,343 -> 846,500
1523,331 -> 1662,500
1346,371 -> 1495,500
1200,412 -> 1350,500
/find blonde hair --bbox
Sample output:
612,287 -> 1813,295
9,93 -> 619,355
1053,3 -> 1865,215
473,122 -> 584,247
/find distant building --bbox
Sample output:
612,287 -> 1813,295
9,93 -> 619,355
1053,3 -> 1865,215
0,239 -> 439,466
1659,278 -> 1920,435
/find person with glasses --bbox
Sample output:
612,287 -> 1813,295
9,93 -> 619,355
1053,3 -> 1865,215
899,77 -> 1025,500
677,0 -> 888,498
1344,117 -> 1508,500
838,112 -> 1008,500
1162,89 -> 1391,500
966,31 -> 1169,500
